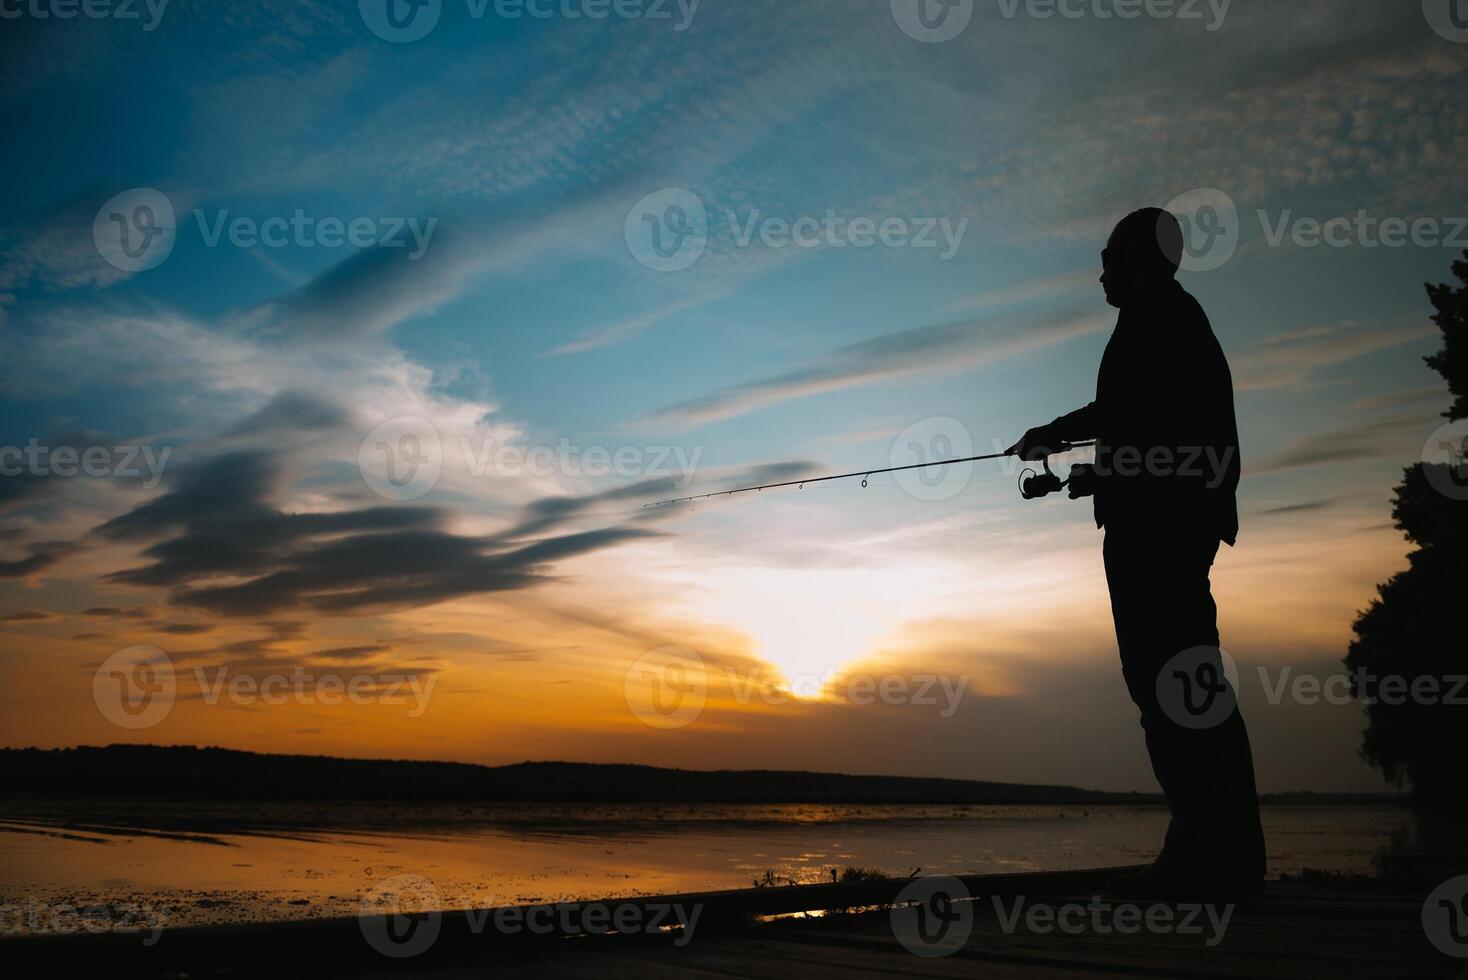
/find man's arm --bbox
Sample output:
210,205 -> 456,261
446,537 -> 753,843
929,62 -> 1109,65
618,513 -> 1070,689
1009,402 -> 1098,460
1051,402 -> 1098,441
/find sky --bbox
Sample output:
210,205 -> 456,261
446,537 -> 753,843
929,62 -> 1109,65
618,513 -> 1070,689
1,0 -> 1466,793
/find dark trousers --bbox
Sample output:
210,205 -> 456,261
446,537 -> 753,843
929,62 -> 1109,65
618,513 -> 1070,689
1103,524 -> 1266,880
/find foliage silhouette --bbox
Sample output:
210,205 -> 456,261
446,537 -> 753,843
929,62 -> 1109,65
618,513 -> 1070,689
1346,250 -> 1468,808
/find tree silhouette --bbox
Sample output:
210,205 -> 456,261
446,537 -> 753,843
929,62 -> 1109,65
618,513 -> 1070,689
1344,251 -> 1468,807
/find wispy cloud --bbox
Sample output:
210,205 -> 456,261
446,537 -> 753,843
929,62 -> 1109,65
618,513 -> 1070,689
1253,415 -> 1428,474
943,268 -> 1098,314
1231,322 -> 1438,392
641,308 -> 1109,428
544,290 -> 729,356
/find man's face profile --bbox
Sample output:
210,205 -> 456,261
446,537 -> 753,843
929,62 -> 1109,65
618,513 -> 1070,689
1100,244 -> 1124,308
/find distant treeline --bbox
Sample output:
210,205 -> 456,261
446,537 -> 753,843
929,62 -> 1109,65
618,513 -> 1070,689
0,746 -> 1399,805
0,745 -> 1152,804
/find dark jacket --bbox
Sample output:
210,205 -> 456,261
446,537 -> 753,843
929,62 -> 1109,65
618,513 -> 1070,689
1052,280 -> 1241,546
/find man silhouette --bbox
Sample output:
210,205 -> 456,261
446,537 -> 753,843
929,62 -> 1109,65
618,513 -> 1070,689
1011,208 -> 1266,900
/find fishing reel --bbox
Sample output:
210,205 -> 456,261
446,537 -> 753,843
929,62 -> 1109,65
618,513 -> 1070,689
1017,442 -> 1095,500
1019,456 -> 1066,500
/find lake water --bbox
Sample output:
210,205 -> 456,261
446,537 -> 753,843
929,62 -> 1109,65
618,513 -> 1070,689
0,799 -> 1413,935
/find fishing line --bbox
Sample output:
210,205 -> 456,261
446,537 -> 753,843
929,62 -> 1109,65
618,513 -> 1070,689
643,441 -> 1097,508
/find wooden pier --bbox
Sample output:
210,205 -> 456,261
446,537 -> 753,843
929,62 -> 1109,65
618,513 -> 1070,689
5,866 -> 1462,979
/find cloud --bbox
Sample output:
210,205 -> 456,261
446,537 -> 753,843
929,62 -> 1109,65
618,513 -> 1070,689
93,450 -> 662,617
0,471 -> 51,514
1253,416 -> 1427,474
1348,387 -> 1450,414
311,644 -> 391,662
641,309 -> 1109,428
0,305 -> 264,401
0,610 -> 55,622
1252,500 -> 1333,517
156,623 -> 216,635
225,391 -> 348,437
502,458 -> 826,536
0,541 -> 74,578
943,268 -> 1098,314
80,606 -> 151,619
544,291 -> 729,357
260,227 -> 468,343
0,193 -> 135,298
182,525 -> 658,616
1231,322 -> 1439,392
505,476 -> 695,539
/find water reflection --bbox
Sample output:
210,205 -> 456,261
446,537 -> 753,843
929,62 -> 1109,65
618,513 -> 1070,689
0,800 -> 1414,935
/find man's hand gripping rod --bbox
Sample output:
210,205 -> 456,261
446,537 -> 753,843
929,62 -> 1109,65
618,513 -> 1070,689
643,441 -> 1096,508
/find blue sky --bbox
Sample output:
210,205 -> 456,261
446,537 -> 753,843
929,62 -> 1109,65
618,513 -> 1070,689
1,0 -> 1466,792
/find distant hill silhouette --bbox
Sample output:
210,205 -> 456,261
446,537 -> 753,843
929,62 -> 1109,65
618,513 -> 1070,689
0,746 -> 1394,805
2,745 -> 1144,804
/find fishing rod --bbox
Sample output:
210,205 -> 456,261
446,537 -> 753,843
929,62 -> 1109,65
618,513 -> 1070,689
644,440 -> 1097,508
